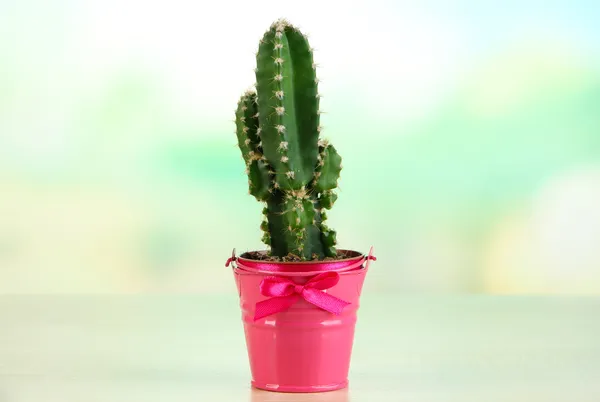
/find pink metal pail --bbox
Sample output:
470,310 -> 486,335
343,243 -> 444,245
227,247 -> 376,393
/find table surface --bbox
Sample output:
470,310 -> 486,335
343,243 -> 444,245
0,294 -> 599,402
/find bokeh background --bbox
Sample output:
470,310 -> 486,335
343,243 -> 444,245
1,0 -> 599,295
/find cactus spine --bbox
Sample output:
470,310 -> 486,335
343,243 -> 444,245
234,19 -> 342,260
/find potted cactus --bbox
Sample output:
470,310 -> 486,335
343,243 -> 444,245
226,18 -> 376,393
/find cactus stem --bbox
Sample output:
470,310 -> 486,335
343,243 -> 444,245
240,19 -> 340,259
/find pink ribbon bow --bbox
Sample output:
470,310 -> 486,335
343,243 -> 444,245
253,272 -> 350,321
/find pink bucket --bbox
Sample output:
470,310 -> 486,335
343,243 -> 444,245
227,247 -> 375,393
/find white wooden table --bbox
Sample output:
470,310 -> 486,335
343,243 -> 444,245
0,294 -> 598,401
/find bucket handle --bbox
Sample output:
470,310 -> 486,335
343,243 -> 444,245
365,246 -> 377,270
225,248 -> 237,268
226,247 -> 376,269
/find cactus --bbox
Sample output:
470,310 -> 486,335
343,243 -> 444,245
234,19 -> 342,260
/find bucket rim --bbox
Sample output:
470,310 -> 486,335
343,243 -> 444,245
233,264 -> 368,277
238,249 -> 364,265
226,247 -> 375,277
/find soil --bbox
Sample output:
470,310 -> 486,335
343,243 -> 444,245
240,249 -> 360,262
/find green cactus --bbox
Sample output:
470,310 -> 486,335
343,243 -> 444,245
234,19 -> 342,260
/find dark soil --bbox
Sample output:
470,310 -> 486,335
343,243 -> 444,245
240,249 -> 361,262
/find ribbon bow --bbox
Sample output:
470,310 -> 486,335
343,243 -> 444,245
253,272 -> 350,321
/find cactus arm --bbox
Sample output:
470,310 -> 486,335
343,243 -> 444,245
320,223 -> 337,257
260,207 -> 272,247
235,91 -> 272,201
234,90 -> 260,165
315,143 -> 342,192
319,190 -> 338,210
234,109 -> 253,168
255,20 -> 320,190
248,160 -> 272,201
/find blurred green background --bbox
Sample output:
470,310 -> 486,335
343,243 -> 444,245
1,0 -> 599,294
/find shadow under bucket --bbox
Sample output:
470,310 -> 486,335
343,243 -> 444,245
227,247 -> 376,393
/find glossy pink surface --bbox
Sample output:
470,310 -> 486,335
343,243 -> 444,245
231,249 -> 373,393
